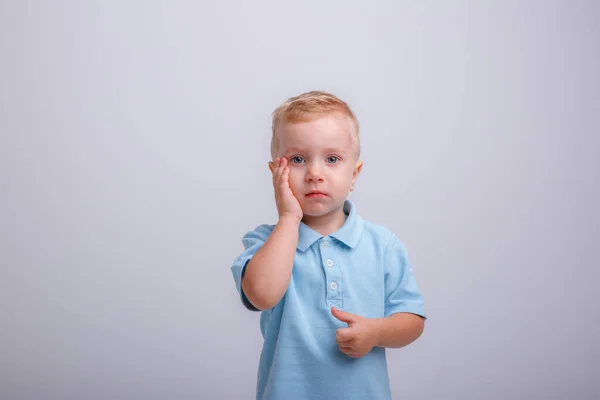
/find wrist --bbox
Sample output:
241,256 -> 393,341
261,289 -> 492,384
278,214 -> 302,226
371,317 -> 385,347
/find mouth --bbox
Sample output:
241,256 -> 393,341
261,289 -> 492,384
305,191 -> 328,198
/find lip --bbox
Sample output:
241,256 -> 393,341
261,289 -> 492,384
305,191 -> 328,198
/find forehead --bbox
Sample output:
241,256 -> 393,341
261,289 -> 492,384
276,115 -> 354,152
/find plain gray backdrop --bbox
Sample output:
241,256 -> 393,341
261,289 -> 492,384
1,1 -> 598,399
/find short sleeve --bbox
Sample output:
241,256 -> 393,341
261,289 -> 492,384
230,224 -> 274,311
383,234 -> 427,319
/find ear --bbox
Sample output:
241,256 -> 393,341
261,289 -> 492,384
268,161 -> 275,173
350,161 -> 363,192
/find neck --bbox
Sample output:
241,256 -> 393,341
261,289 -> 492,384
301,206 -> 346,237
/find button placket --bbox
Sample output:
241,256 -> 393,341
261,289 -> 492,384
319,237 -> 342,308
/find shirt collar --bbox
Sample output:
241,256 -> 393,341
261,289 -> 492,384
297,200 -> 364,252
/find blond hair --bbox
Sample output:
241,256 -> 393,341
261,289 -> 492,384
270,90 -> 360,160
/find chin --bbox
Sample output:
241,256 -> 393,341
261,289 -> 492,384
300,200 -> 338,217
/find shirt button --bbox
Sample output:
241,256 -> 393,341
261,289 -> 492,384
326,259 -> 334,267
322,241 -> 329,247
330,281 -> 338,290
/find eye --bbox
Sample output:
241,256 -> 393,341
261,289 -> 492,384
326,156 -> 340,164
290,156 -> 305,164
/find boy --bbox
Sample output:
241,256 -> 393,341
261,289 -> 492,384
231,91 -> 427,399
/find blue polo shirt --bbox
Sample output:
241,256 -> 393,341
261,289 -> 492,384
231,200 -> 426,400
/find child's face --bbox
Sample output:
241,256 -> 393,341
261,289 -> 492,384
273,115 -> 362,218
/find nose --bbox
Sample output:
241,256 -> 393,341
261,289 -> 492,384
305,163 -> 324,183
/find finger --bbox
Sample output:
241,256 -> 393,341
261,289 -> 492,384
278,170 -> 288,195
272,158 -> 279,181
336,328 -> 354,343
331,307 -> 357,324
281,166 -> 290,187
338,346 -> 359,358
277,159 -> 289,188
336,336 -> 354,345
273,158 -> 283,186
276,158 -> 286,183
279,157 -> 287,177
339,345 -> 353,351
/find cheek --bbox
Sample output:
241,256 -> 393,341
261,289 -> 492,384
333,168 -> 354,187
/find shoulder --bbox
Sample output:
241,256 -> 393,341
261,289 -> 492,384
360,218 -> 395,246
359,217 -> 406,254
241,224 -> 275,247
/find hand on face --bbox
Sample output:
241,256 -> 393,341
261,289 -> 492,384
331,307 -> 379,358
270,157 -> 303,221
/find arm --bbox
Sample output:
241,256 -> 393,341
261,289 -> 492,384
242,157 -> 304,311
242,215 -> 300,310
374,312 -> 425,349
331,308 -> 424,358
381,234 -> 427,347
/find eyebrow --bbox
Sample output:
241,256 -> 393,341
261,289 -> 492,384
284,147 -> 347,155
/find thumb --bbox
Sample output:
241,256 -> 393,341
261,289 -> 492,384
331,307 -> 357,324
